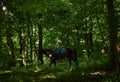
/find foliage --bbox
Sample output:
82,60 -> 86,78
0,0 -> 120,81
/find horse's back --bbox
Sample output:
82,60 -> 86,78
52,48 -> 67,56
66,47 -> 76,54
60,48 -> 67,54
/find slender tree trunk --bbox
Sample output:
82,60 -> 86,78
38,24 -> 43,64
88,31 -> 93,59
38,18 -> 43,64
75,24 -> 81,56
32,27 -> 38,64
84,19 -> 93,60
0,29 -> 2,58
29,26 -> 33,63
6,30 -> 16,67
32,26 -> 35,63
84,33 -> 92,60
26,35 -> 29,63
19,26 -> 26,67
66,34 -> 69,47
106,0 -> 119,72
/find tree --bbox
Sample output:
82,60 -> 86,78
106,0 -> 119,72
38,13 -> 44,64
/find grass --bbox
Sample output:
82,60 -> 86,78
0,56 -> 120,82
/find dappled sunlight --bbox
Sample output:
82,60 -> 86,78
90,71 -> 106,75
40,74 -> 57,79
0,70 -> 12,75
0,62 -> 118,82
0,49 -> 118,82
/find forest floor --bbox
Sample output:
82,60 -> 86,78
0,60 -> 120,82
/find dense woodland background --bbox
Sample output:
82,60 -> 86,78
0,0 -> 120,82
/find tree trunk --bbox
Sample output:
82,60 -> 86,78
84,33 -> 93,60
37,14 -> 43,64
84,19 -> 93,60
29,26 -> 33,63
38,21 -> 43,64
106,0 -> 119,72
6,30 -> 16,67
65,34 -> 69,47
19,26 -> 26,67
0,29 -> 2,57
75,25 -> 81,55
32,26 -> 38,64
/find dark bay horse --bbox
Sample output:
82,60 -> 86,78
41,48 -> 78,66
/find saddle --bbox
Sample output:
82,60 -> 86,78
52,48 -> 67,57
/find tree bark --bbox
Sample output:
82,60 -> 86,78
0,29 -> 2,57
38,18 -> 43,64
106,0 -> 119,72
6,30 -> 16,67
84,33 -> 93,60
19,26 -> 26,67
29,25 -> 33,63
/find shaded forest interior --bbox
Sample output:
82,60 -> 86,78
0,0 -> 120,82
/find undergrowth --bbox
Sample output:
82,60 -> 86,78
0,56 -> 119,82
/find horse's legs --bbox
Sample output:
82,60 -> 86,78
72,58 -> 79,67
49,60 -> 56,66
69,58 -> 72,67
41,60 -> 44,65
53,61 -> 56,66
49,61 -> 53,66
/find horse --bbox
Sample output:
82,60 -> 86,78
41,47 -> 78,66
101,44 -> 120,54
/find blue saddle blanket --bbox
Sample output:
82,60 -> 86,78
52,48 -> 67,57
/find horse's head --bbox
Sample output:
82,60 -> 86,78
42,49 -> 54,57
